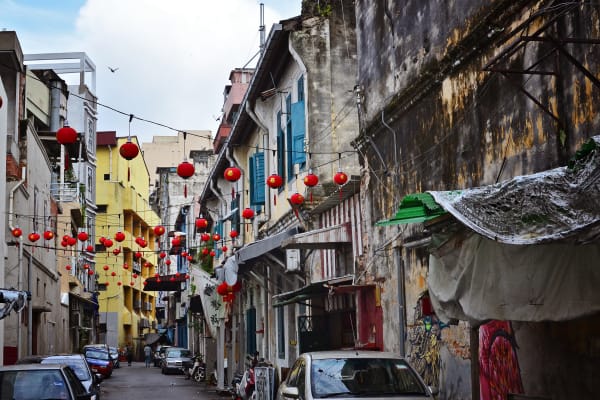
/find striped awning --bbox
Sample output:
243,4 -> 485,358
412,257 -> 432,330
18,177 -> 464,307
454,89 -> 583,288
281,223 -> 352,249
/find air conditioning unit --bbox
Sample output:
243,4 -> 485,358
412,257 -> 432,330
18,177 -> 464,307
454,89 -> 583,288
286,249 -> 301,272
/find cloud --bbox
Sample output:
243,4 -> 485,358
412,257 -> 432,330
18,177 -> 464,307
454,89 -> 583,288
72,0 -> 299,142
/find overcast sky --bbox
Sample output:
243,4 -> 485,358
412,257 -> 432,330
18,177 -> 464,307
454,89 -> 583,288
0,0 -> 302,143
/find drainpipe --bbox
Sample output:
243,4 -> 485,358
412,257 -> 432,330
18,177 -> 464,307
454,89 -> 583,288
210,179 -> 227,220
246,101 -> 271,225
9,166 -> 26,359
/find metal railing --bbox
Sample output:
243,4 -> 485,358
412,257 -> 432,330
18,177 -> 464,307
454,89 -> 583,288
50,182 -> 81,203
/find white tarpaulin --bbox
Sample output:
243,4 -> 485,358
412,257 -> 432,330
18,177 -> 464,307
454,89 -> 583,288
196,269 -> 226,338
428,230 -> 600,324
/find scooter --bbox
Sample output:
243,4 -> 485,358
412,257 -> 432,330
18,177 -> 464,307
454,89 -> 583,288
183,355 -> 206,382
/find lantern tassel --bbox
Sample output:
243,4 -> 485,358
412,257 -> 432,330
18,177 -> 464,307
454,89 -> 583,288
339,187 -> 343,199
310,190 -> 313,203
127,166 -> 131,182
184,183 -> 188,198
231,186 -> 235,200
274,194 -> 277,206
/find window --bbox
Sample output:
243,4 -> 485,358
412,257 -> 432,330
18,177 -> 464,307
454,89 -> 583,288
277,111 -> 285,186
87,166 -> 94,199
249,152 -> 265,206
87,118 -> 95,151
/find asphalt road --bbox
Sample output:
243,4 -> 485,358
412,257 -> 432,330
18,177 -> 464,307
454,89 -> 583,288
99,361 -> 226,400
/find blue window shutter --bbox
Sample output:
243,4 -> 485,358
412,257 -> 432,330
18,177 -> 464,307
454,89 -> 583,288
250,152 -> 265,205
297,76 -> 304,101
291,100 -> 306,165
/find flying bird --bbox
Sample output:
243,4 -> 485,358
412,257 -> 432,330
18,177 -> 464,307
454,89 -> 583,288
108,66 -> 119,73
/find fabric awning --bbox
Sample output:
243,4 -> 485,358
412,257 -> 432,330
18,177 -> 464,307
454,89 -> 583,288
272,275 -> 354,307
281,223 -> 352,249
236,226 -> 300,264
143,274 -> 187,291
144,332 -> 168,346
376,193 -> 447,226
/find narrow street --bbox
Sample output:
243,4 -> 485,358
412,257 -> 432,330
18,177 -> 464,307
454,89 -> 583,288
100,362 -> 225,400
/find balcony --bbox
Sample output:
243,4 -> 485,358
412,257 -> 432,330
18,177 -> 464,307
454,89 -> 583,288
50,182 -> 81,203
143,301 -> 153,311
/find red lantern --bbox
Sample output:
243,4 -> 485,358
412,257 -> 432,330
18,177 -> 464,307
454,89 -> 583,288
61,240 -> 68,247
56,125 -> 78,145
143,280 -> 148,286
221,245 -> 228,252
177,161 -> 195,198
119,140 -> 139,160
209,250 -> 216,257
138,238 -> 147,248
201,233 -> 210,242
83,264 -> 90,270
181,251 -> 188,257
133,273 -> 138,279
334,171 -> 348,186
123,263 -> 129,270
266,174 -> 283,188
212,233 -> 221,242
105,282 -> 110,286
242,208 -> 254,219
135,251 -> 142,259
114,231 -> 125,242
11,227 -> 22,238
304,172 -> 319,187
113,248 -> 121,256
171,237 -> 181,247
216,282 -> 229,296
144,262 -> 151,268
28,232 -> 40,242
88,269 -> 94,276
67,236 -> 77,246
103,238 -> 113,248
175,271 -> 181,277
103,265 -> 109,271
43,231 -> 54,240
187,255 -> 193,262
195,218 -> 208,230
202,248 -> 209,256
66,265 -> 72,271
224,166 -> 241,182
117,281 -> 122,286
232,280 -> 242,292
165,259 -> 171,266
153,225 -> 165,236
185,274 -> 190,280
304,172 -> 319,203
159,252 -> 166,259
290,192 -> 305,205
111,271 -> 116,277
130,281 -> 135,286
154,273 -> 160,278
229,230 -> 239,239
86,245 -> 94,252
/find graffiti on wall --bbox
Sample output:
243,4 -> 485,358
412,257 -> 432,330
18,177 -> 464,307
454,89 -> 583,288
407,315 -> 449,385
479,320 -> 523,400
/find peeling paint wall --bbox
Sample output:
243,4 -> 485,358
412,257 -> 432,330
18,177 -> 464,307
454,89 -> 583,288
356,1 -> 600,399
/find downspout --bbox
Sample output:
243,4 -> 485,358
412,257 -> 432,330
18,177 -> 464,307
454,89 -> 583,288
245,101 -> 271,224
210,179 -> 227,220
9,166 -> 26,359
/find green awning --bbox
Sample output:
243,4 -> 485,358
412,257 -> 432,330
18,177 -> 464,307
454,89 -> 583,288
376,193 -> 448,226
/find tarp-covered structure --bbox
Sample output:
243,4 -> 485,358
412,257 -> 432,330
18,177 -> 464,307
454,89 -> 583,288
385,136 -> 600,324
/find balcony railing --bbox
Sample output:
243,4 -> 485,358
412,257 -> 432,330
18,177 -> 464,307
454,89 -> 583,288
50,182 -> 81,203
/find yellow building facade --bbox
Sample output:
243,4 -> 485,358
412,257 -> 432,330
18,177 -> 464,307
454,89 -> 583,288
95,132 -> 160,358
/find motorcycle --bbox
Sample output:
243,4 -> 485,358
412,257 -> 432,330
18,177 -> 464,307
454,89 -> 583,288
183,355 -> 206,382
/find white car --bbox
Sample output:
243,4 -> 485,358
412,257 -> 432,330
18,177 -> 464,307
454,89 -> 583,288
276,350 -> 437,400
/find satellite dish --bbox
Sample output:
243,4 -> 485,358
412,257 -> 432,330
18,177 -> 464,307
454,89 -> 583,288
224,256 -> 238,286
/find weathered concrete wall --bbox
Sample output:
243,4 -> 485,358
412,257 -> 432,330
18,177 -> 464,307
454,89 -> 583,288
356,1 -> 600,399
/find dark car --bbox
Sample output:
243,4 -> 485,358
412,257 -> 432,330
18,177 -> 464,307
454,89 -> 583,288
84,347 -> 114,379
0,363 -> 95,399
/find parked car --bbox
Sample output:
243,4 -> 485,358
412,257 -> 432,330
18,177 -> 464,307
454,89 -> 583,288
161,347 -> 193,375
108,347 -> 120,369
276,350 -> 438,400
83,347 -> 114,379
154,345 -> 172,367
41,354 -> 102,399
0,363 -> 94,399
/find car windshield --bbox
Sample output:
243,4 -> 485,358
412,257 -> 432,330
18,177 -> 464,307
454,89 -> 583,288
166,349 -> 190,358
310,357 -> 427,398
85,349 -> 110,361
0,369 -> 69,400
41,359 -> 90,381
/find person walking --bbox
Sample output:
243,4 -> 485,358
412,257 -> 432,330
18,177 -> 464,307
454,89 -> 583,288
126,344 -> 133,366
144,344 -> 152,368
